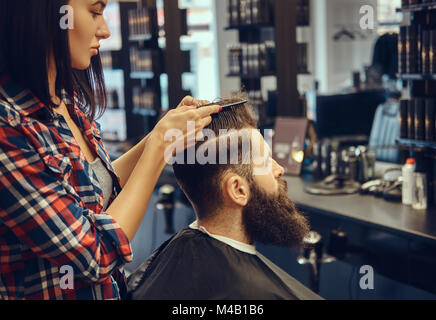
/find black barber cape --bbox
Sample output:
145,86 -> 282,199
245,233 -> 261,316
127,228 -> 322,300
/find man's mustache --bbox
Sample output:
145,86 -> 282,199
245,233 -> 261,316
277,178 -> 288,194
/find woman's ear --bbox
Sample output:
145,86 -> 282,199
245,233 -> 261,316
222,174 -> 250,207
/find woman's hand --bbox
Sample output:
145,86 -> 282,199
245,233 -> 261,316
150,96 -> 221,153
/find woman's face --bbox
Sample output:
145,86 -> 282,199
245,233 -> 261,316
68,0 -> 110,70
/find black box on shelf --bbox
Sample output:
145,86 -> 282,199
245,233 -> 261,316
399,26 -> 408,74
406,25 -> 418,73
408,99 -> 416,140
180,9 -> 188,36
415,98 -> 426,141
430,30 -> 436,73
400,99 -> 409,139
181,50 -> 191,73
422,29 -> 431,73
297,0 -> 310,26
425,98 -> 435,142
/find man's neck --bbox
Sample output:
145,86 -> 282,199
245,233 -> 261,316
197,212 -> 252,245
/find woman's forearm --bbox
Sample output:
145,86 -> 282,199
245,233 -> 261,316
112,133 -> 152,188
106,134 -> 167,241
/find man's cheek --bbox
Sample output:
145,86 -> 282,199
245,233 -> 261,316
253,157 -> 272,176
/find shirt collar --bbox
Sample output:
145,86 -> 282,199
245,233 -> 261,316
189,220 -> 257,255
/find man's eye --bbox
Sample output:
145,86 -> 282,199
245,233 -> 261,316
92,11 -> 103,18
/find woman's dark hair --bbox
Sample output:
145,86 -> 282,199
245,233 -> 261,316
0,0 -> 106,120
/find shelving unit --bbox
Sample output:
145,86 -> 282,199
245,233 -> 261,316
396,2 -> 436,206
108,0 -> 162,141
100,0 -> 189,146
224,0 -> 311,128
397,2 -> 436,146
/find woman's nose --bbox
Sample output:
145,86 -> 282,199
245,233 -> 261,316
97,19 -> 111,40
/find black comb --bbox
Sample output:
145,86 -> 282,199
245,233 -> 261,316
201,100 -> 248,110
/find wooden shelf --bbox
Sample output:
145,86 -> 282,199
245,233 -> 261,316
397,3 -> 436,12
132,108 -> 158,117
398,74 -> 436,81
225,22 -> 309,31
397,138 -> 436,150
128,34 -> 153,42
226,73 -> 276,79
225,24 -> 274,31
227,72 -> 310,79
130,71 -> 155,79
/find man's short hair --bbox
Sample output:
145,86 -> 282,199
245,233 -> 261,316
172,93 -> 258,219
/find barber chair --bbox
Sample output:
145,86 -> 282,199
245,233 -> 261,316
368,99 -> 400,163
155,184 -> 176,235
297,231 -> 336,293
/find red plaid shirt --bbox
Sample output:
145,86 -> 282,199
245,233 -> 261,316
0,75 -> 132,300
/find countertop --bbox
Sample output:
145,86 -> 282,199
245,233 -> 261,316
284,175 -> 436,243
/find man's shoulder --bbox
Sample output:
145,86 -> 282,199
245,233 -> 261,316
128,228 -> 213,282
160,227 -> 223,258
127,228 -> 232,299
172,227 -> 215,242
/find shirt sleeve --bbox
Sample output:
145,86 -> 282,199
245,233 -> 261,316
0,118 -> 133,284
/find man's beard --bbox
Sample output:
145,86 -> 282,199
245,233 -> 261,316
242,178 -> 310,249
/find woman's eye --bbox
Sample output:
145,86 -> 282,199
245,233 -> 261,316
92,11 -> 103,18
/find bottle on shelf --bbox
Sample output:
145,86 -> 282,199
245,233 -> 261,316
402,158 -> 416,205
128,8 -> 150,38
227,40 -> 308,78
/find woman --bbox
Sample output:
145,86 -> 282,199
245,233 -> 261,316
0,0 -> 220,300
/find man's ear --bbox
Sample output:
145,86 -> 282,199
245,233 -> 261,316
222,174 -> 250,207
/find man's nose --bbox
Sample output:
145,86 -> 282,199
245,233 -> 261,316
273,160 -> 285,178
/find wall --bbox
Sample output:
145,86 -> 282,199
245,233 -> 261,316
314,0 -> 378,94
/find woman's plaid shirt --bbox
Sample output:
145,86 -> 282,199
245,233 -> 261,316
0,76 -> 133,300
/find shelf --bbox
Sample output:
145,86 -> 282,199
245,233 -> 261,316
396,3 -> 436,12
225,24 -> 274,31
225,23 -> 309,31
128,34 -> 153,42
227,72 -> 310,79
130,71 -> 155,79
398,74 -> 436,81
397,138 -> 436,149
106,106 -> 125,111
226,73 -> 276,79
132,108 -> 158,117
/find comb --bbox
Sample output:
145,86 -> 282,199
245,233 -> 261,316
201,100 -> 248,110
